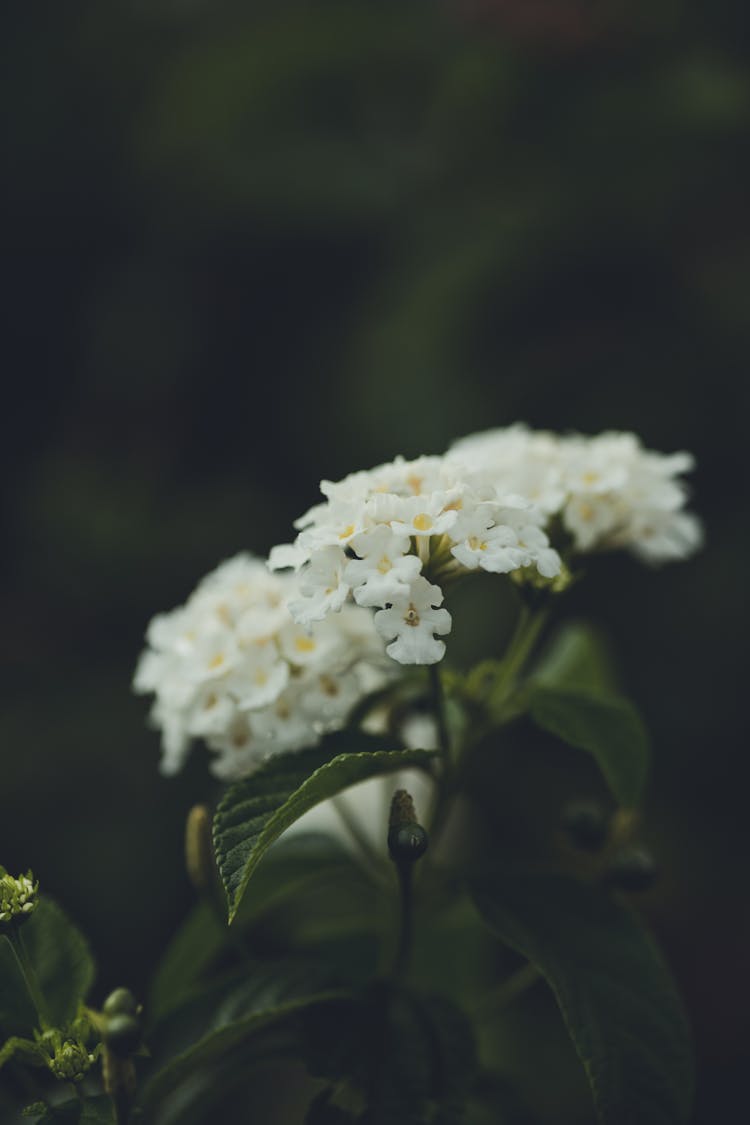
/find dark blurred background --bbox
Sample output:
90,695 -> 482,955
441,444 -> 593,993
2,1 -> 748,1120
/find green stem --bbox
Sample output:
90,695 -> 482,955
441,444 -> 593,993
495,602 -> 549,708
425,663 -> 457,850
428,663 -> 452,777
10,928 -> 49,1029
391,860 -> 414,980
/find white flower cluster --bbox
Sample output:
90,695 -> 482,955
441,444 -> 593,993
270,454 -> 562,666
134,555 -> 391,779
451,426 -> 702,563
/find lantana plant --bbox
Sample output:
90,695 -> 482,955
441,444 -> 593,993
1,426 -> 700,1124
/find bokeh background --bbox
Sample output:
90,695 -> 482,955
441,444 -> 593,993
2,1 -> 748,1120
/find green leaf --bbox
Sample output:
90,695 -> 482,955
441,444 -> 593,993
214,745 -> 435,921
0,1035 -> 47,1069
301,985 -> 477,1125
528,686 -> 650,807
141,991 -> 347,1111
23,1095 -> 115,1123
22,898 -> 96,1026
150,833 -> 360,1021
148,900 -> 226,1022
532,622 -> 618,694
0,935 -> 37,1037
472,872 -> 693,1125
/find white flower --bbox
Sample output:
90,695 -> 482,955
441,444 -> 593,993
374,577 -> 451,665
272,450 -> 562,666
134,554 -> 392,780
344,527 -> 423,607
386,494 -> 460,539
288,545 -> 350,625
451,425 -> 702,564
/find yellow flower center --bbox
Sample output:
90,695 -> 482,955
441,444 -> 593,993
294,635 -> 316,653
404,606 -> 420,627
377,555 -> 392,574
413,513 -> 433,532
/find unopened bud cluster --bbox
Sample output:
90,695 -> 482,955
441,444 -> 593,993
0,868 -> 38,924
48,1039 -> 95,1083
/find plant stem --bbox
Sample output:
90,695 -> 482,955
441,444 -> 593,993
425,662 -> 457,851
495,603 -> 550,709
428,663 -> 452,777
10,928 -> 49,1029
391,860 -> 414,980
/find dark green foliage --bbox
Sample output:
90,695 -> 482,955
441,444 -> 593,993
21,898 -> 96,1027
472,872 -> 693,1125
508,622 -> 653,809
301,983 -> 478,1125
561,800 -> 610,851
142,991 -> 348,1112
529,686 -> 650,808
21,1096 -> 115,1123
0,935 -> 37,1037
532,623 -> 619,696
606,847 -> 658,892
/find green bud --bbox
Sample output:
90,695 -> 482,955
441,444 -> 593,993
103,987 -> 138,1019
185,804 -> 216,895
0,870 -> 38,926
22,1103 -> 47,1118
48,1039 -> 93,1083
561,800 -> 609,851
511,560 -> 574,593
387,789 -> 428,864
388,823 -> 429,862
103,1014 -> 141,1058
606,847 -> 657,892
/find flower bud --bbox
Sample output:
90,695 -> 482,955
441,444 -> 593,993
103,987 -> 139,1019
561,800 -> 609,851
0,869 -> 38,926
185,804 -> 216,895
388,823 -> 429,862
48,1040 -> 93,1083
387,789 -> 429,863
103,1014 -> 141,1058
606,846 -> 657,892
